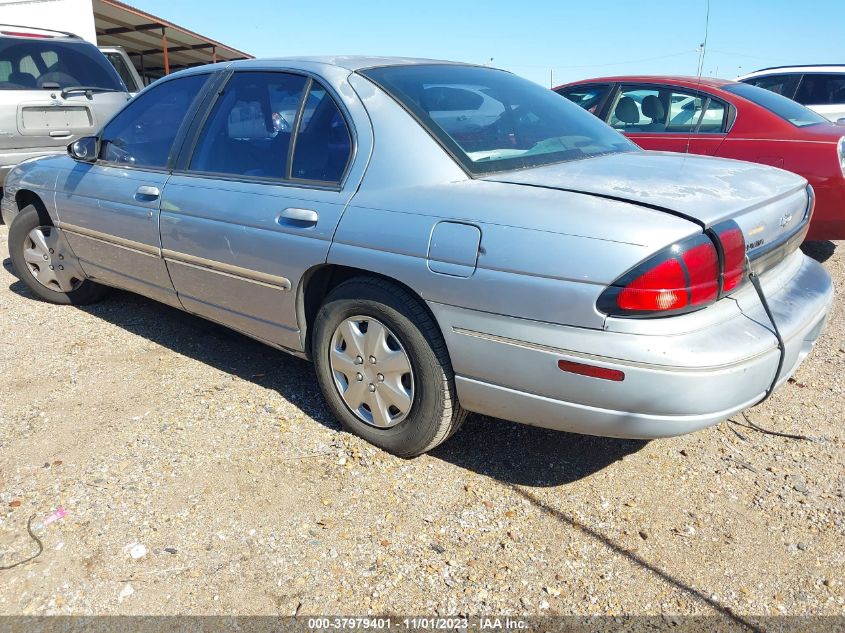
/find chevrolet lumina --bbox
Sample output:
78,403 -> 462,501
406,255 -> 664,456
2,58 -> 833,456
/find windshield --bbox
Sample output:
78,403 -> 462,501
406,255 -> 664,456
724,82 -> 828,127
0,38 -> 124,91
361,64 -> 638,174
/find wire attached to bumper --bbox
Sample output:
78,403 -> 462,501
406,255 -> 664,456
746,256 -> 786,405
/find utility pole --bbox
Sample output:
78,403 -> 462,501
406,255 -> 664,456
550,68 -> 554,88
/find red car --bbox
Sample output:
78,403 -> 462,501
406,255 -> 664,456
555,76 -> 845,240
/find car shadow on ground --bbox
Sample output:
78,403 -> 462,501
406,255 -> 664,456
4,260 -> 644,486
431,418 -> 645,486
801,240 -> 836,263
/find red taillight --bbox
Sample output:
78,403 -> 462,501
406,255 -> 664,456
599,223 -> 746,318
1,31 -> 52,38
617,256 -> 687,311
684,241 -> 719,304
606,236 -> 719,315
716,224 -> 745,293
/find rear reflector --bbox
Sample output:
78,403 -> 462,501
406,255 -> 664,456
558,359 -> 625,382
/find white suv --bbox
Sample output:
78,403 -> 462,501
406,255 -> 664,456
0,25 -> 130,207
737,65 -> 845,123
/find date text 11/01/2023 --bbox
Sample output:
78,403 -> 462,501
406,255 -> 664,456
307,617 -> 529,630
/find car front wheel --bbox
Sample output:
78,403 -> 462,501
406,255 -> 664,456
8,204 -> 107,305
313,276 -> 465,457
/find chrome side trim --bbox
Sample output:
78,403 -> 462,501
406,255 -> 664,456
161,249 -> 291,291
58,222 -> 160,257
451,326 -> 773,372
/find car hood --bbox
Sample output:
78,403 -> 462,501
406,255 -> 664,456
482,150 -> 808,228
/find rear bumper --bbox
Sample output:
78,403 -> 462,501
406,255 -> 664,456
807,178 -> 845,241
430,250 -> 833,439
0,148 -> 65,187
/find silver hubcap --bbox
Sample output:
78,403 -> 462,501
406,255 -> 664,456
23,226 -> 83,293
329,316 -> 414,428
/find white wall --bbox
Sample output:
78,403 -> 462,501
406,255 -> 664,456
0,0 -> 96,43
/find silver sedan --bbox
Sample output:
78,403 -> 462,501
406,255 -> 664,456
2,57 -> 833,456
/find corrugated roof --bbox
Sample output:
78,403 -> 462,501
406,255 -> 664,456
93,0 -> 252,78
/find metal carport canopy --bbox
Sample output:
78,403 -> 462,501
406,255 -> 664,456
93,0 -> 253,79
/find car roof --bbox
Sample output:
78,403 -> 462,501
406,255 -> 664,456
228,56 -> 476,71
556,75 -> 737,90
738,65 -> 845,79
0,24 -> 81,40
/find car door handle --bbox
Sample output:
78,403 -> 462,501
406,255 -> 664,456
277,207 -> 319,226
135,185 -> 161,199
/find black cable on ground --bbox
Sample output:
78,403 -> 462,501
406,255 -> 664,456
729,411 -> 813,442
0,515 -> 43,571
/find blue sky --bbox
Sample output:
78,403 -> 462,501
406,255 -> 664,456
134,0 -> 843,86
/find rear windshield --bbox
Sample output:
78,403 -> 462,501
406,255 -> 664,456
0,37 -> 124,91
723,82 -> 828,127
361,64 -> 637,175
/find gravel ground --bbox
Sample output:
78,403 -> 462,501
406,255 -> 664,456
0,222 -> 843,620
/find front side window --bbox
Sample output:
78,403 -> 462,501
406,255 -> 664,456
361,64 -> 636,175
742,74 -> 798,98
190,72 -> 352,184
609,86 -> 726,134
723,82 -> 828,127
100,73 -> 210,168
794,74 -> 845,106
556,84 -> 610,115
0,38 -> 124,91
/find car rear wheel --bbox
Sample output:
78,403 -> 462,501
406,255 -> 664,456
9,204 -> 107,305
313,277 -> 465,457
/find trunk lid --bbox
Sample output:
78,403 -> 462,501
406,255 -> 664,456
484,151 -> 811,263
0,90 -> 127,150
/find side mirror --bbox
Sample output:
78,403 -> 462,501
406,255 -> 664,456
836,117 -> 845,126
68,136 -> 98,162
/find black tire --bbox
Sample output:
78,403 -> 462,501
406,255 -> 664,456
313,276 -> 466,457
9,204 -> 107,305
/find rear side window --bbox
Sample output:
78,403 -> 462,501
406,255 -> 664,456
190,72 -> 307,179
794,74 -> 845,105
190,72 -> 352,184
103,51 -> 140,92
697,99 -> 726,133
609,86 -> 727,133
742,73 -> 799,98
0,38 -> 123,91
556,84 -> 610,115
100,73 -> 210,169
291,86 -> 352,183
